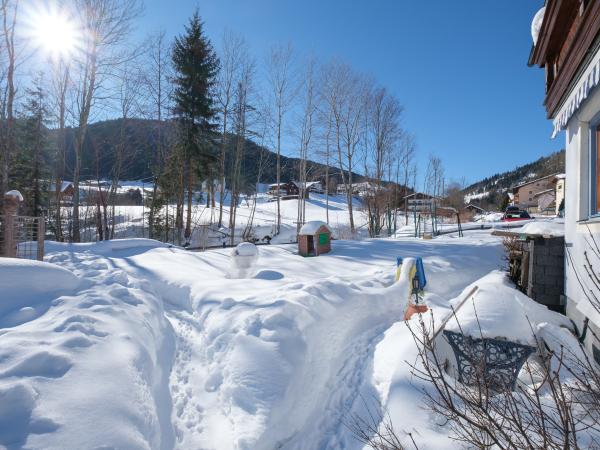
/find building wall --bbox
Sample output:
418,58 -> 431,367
561,45 -> 600,356
515,178 -> 555,209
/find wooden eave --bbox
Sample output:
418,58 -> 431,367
530,0 -> 600,118
546,2 -> 600,118
529,0 -> 565,68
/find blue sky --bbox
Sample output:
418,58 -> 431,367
140,0 -> 558,186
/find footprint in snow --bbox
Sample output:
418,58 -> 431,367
60,336 -> 95,349
54,315 -> 108,338
204,372 -> 223,392
0,381 -> 60,446
2,351 -> 72,379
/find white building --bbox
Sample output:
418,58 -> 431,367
529,1 -> 600,356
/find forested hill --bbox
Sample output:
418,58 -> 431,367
58,118 -> 361,187
463,149 -> 565,199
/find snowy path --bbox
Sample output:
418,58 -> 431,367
0,232 -> 504,449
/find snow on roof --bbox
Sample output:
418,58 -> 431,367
531,7 -> 546,45
533,188 -> 555,197
464,203 -> 486,212
299,221 -> 331,235
293,181 -> 321,189
464,191 -> 490,203
513,173 -> 560,190
4,190 -> 23,201
518,220 -> 565,237
554,173 -> 566,180
402,192 -> 437,200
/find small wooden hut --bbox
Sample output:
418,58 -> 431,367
298,221 -> 332,256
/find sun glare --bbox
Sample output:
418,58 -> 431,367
25,4 -> 81,62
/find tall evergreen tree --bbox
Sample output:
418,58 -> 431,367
15,76 -> 49,217
171,11 -> 219,244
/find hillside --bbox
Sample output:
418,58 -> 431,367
462,149 -> 565,208
57,118 -> 362,188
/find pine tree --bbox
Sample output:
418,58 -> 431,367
171,11 -> 219,244
15,76 -> 50,217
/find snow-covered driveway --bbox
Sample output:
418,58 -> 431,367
0,232 -> 503,449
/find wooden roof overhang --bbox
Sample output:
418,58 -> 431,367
529,0 -> 600,119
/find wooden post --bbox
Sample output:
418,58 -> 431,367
3,190 -> 22,258
37,218 -> 45,261
4,215 -> 15,257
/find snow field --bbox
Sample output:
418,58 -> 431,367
3,230 -> 575,449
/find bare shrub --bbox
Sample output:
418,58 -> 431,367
404,311 -> 600,450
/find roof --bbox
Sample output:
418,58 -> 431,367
512,173 -> 560,191
533,188 -> 555,197
293,181 -> 321,189
464,203 -> 486,212
299,221 -> 332,235
402,192 -> 437,200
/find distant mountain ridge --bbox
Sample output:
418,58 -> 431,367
56,118 -> 363,190
462,149 -> 565,208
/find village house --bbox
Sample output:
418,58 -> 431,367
48,181 -> 75,205
290,181 -> 324,199
529,0 -> 600,356
463,203 -> 487,215
511,173 -> 558,211
533,188 -> 556,214
336,181 -> 378,196
554,173 -> 566,215
267,182 -> 299,198
402,192 -> 438,212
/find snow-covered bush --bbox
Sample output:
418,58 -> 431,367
403,311 -> 600,450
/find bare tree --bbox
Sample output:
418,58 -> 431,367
70,0 -> 143,242
228,52 -> 255,245
362,85 -> 403,237
399,134 -> 416,225
49,59 -> 71,241
216,30 -> 245,227
108,61 -> 144,239
296,57 -> 317,232
266,43 -> 296,235
142,30 -> 172,239
0,0 -> 18,201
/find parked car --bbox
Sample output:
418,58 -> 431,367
501,210 -> 531,222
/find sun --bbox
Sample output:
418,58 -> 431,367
24,3 -> 82,62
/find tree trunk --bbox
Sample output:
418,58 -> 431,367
184,158 -> 193,244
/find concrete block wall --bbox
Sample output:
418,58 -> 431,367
529,237 -> 565,311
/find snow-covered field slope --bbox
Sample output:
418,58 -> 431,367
0,231 -> 524,449
75,192 -> 367,246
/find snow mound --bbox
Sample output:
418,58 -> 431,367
444,271 -> 572,345
44,238 -> 173,255
519,219 -> 564,237
229,242 -> 259,278
372,269 -> 573,448
0,259 -> 80,319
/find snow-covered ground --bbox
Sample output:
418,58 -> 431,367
73,192 -> 368,246
1,216 -> 575,449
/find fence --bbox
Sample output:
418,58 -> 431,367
0,215 -> 45,261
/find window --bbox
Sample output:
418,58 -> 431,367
590,117 -> 600,216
